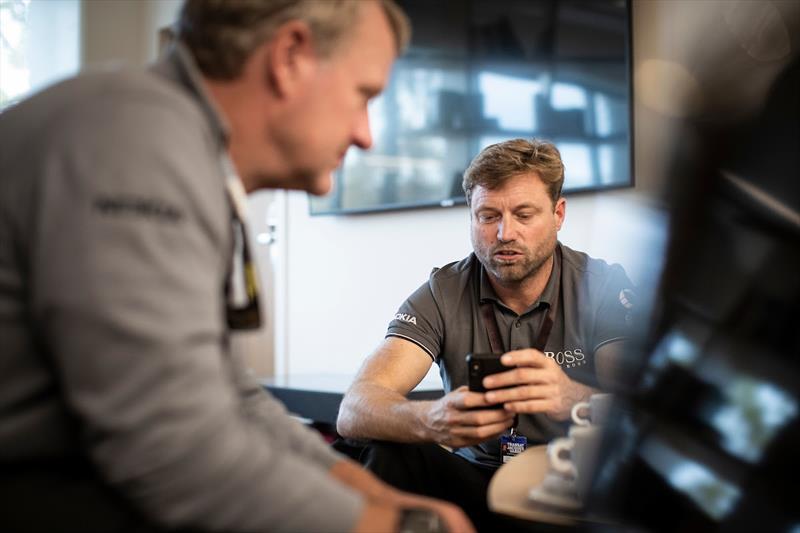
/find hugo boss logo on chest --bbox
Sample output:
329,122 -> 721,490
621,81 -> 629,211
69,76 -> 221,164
544,348 -> 586,368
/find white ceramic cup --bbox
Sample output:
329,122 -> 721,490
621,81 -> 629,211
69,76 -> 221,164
570,392 -> 614,426
546,425 -> 603,499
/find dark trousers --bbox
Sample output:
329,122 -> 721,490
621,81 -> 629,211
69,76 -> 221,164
0,459 -> 197,533
360,441 -> 560,533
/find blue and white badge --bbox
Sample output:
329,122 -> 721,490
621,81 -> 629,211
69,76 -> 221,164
500,430 -> 527,463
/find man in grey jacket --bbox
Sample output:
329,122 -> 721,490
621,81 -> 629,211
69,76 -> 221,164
0,1 -> 472,532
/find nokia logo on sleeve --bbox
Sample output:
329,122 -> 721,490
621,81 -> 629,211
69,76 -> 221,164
394,313 -> 417,325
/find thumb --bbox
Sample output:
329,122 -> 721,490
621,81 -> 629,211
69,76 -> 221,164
445,386 -> 470,409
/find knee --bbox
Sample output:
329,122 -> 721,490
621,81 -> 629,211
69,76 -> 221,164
361,440 -> 413,468
361,441 -> 434,493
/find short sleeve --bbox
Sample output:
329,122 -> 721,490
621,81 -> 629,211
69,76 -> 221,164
591,264 -> 637,353
385,276 -> 445,361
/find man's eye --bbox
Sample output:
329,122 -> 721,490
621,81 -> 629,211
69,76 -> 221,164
479,214 -> 497,223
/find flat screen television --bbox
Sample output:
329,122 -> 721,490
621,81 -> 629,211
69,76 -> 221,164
310,0 -> 632,215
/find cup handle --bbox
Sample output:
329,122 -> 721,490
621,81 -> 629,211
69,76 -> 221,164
547,437 -> 577,477
571,401 -> 591,426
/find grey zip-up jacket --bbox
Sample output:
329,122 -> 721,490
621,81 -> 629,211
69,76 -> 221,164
0,44 -> 362,531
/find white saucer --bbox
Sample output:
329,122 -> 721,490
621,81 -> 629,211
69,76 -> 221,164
528,472 -> 582,511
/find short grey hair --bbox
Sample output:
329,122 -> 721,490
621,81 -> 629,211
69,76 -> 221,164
178,0 -> 411,80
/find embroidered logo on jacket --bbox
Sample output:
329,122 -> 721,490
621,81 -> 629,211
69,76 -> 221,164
93,195 -> 183,223
619,289 -> 635,309
394,313 -> 417,325
619,288 -> 636,325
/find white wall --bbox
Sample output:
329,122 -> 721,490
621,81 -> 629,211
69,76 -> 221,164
283,195 -> 471,375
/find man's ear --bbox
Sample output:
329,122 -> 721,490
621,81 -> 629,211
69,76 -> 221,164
554,197 -> 566,230
263,20 -> 317,98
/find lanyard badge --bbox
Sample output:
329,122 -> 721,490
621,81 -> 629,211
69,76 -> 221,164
500,424 -> 528,463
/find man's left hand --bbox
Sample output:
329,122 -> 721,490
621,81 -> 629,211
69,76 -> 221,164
482,349 -> 595,421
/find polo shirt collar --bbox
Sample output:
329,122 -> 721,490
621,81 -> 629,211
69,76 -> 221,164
151,42 -> 230,149
478,242 -> 563,314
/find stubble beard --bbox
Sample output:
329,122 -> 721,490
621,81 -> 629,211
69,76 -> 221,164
475,236 -> 557,286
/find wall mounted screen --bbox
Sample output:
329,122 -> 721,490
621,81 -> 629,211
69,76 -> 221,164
310,0 -> 632,215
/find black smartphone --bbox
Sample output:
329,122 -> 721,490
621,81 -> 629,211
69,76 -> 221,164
466,353 -> 510,409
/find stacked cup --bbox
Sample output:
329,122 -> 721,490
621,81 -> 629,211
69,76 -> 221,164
530,393 -> 614,510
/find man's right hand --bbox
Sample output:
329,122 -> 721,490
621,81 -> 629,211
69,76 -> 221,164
336,459 -> 475,533
420,386 -> 514,448
355,501 -> 474,533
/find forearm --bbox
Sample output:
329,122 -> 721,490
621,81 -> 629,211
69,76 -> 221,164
337,382 -> 433,443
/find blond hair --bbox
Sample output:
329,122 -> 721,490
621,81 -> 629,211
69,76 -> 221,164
462,138 -> 565,207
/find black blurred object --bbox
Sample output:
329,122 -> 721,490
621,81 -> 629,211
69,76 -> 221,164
585,52 -> 800,530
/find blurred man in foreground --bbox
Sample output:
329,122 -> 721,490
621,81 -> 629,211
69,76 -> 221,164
0,1 -> 472,531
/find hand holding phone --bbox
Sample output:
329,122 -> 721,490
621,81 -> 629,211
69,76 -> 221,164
466,353 -> 507,392
466,353 -> 512,409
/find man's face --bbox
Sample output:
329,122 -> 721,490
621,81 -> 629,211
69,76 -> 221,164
470,173 -> 565,285
268,2 -> 396,195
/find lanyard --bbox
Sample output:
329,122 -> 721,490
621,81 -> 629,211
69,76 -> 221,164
479,301 -> 556,354
478,249 -> 561,440
221,153 -> 262,330
221,154 -> 249,223
478,247 -> 561,354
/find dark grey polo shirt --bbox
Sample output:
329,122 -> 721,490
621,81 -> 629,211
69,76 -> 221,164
386,242 -> 634,468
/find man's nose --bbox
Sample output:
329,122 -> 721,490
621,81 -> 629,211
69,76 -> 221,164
497,218 -> 518,241
352,108 -> 373,150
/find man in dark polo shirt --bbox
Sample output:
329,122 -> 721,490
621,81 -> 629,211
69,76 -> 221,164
337,138 -> 635,528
